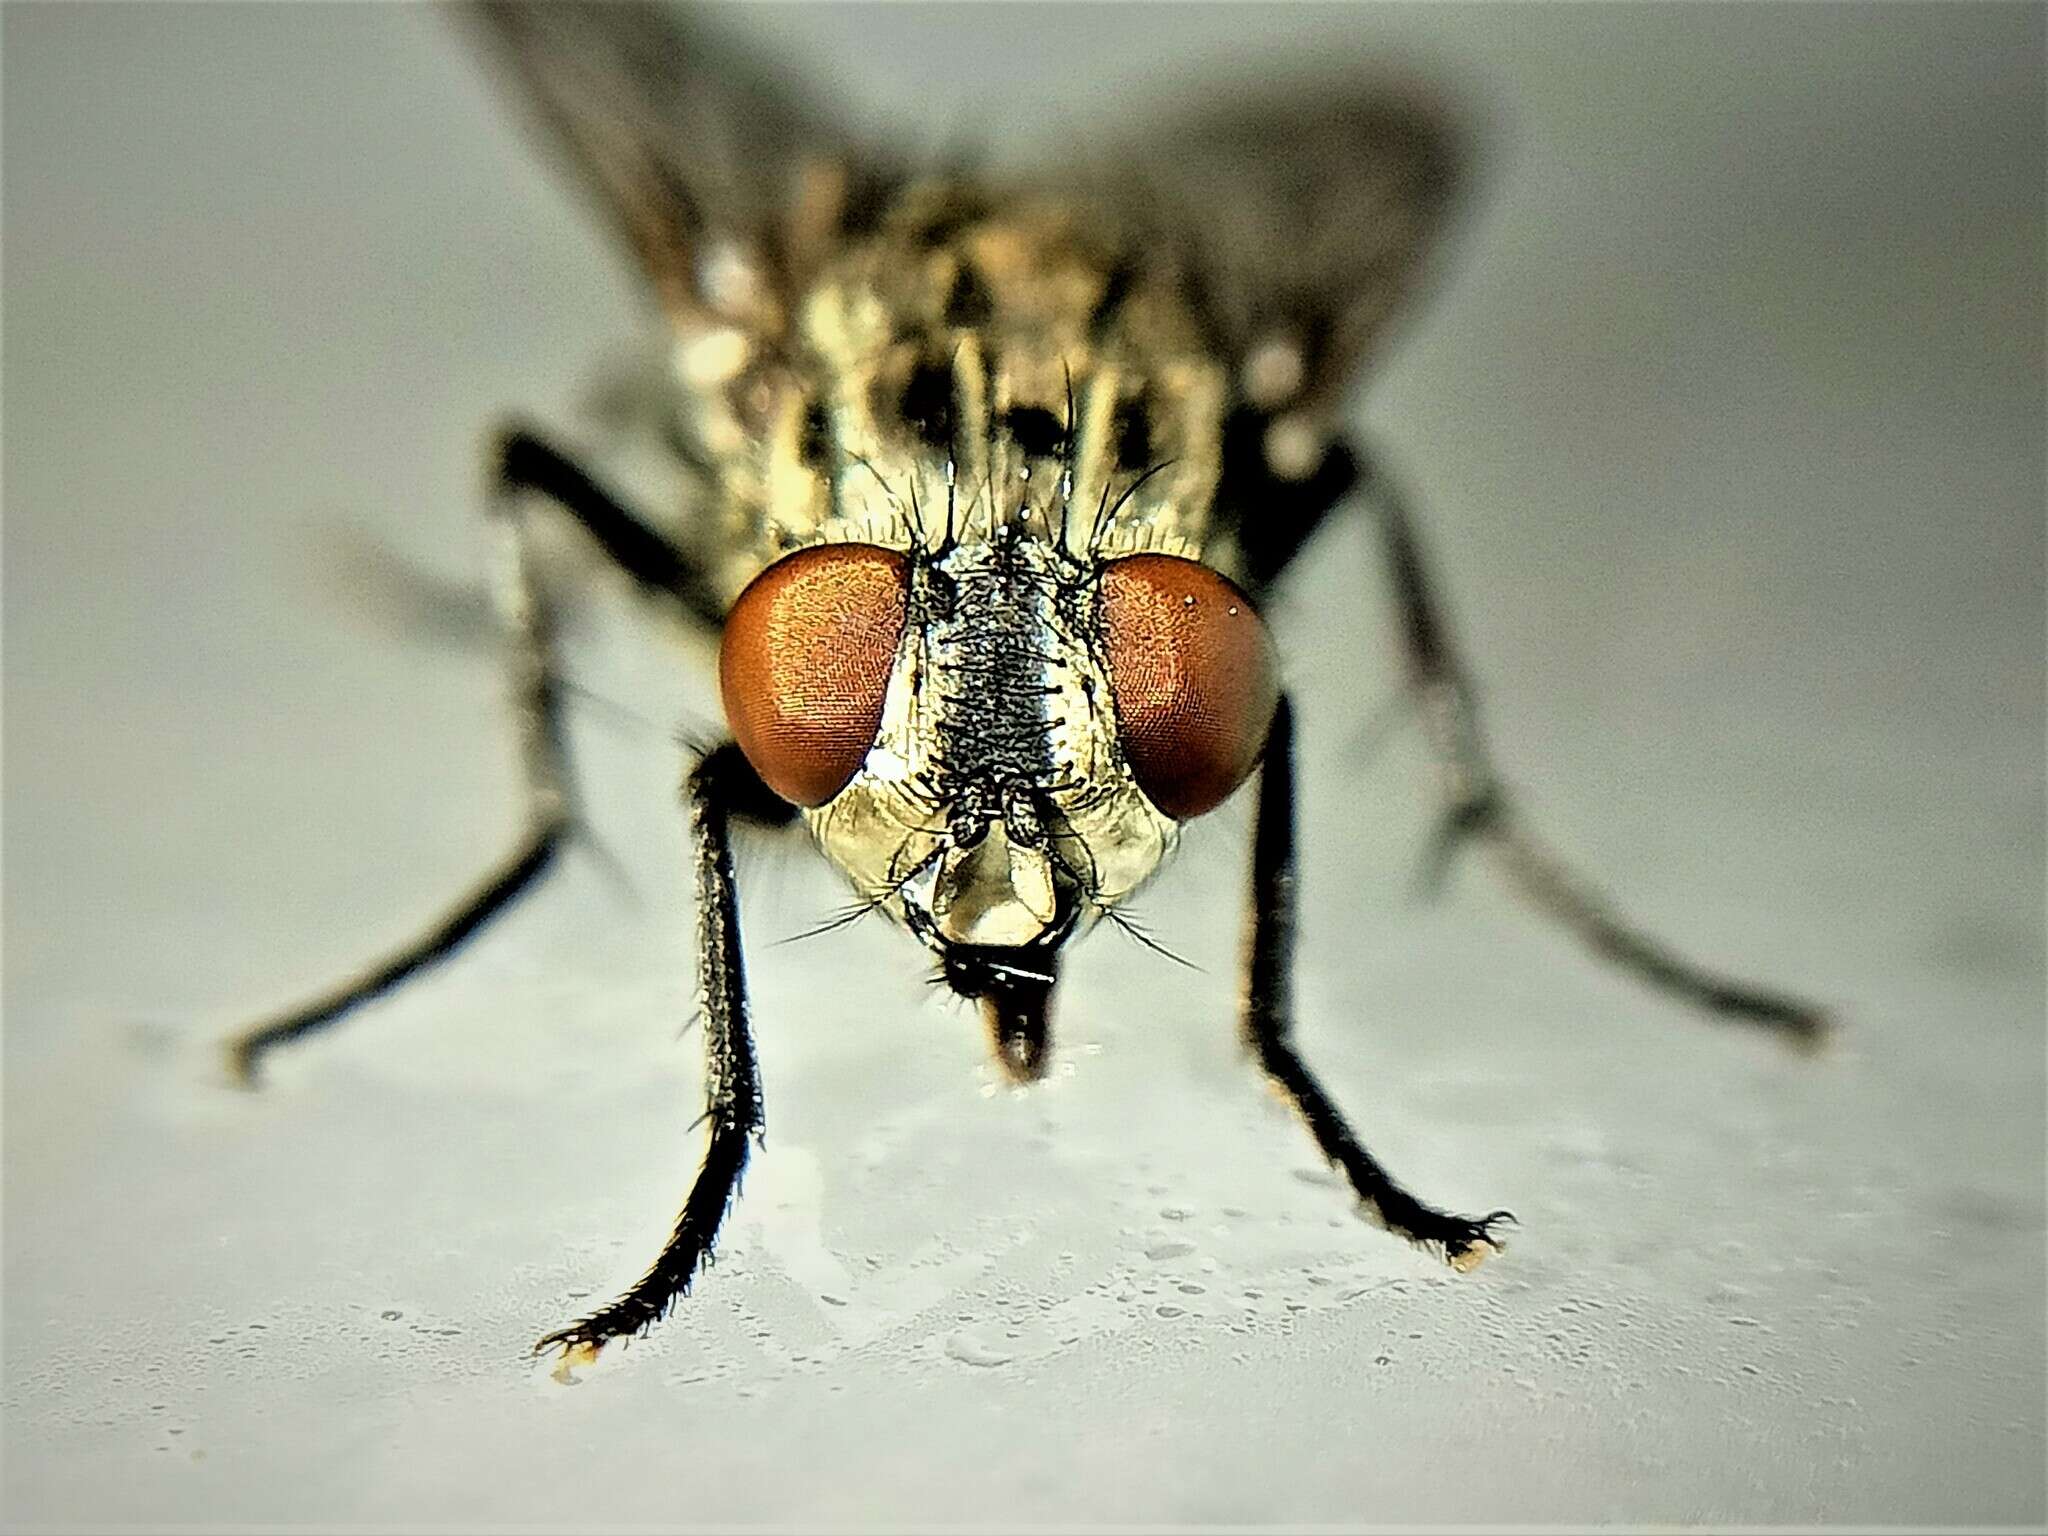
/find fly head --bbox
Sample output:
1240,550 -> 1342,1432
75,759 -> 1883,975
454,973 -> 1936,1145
721,505 -> 1281,1079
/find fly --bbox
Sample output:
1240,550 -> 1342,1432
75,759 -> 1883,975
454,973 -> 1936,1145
222,1 -> 1828,1364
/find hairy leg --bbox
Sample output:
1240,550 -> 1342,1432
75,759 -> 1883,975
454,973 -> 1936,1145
1243,695 -> 1513,1270
534,743 -> 764,1359
1357,444 -> 1829,1047
224,425 -> 762,1082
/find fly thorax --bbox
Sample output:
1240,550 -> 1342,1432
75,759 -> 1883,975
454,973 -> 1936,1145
805,529 -> 1176,953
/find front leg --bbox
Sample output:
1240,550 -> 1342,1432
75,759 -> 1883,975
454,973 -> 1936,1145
222,423 -> 759,1083
1244,695 -> 1513,1271
1359,444 -> 1830,1047
495,425 -> 732,633
534,742 -> 767,1360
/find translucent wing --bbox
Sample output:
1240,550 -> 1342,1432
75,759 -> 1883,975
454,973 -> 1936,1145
1095,80 -> 1469,427
462,1 -> 896,334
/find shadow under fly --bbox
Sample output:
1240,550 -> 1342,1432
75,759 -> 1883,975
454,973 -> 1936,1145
221,2 -> 1828,1364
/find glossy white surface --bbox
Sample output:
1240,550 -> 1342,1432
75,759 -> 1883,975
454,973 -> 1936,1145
6,5 -> 2042,1525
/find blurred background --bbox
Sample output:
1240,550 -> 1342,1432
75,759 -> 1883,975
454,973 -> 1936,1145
5,3 -> 2042,1525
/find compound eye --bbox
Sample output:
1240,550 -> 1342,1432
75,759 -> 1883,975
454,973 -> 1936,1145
1099,554 -> 1279,819
720,544 -> 909,807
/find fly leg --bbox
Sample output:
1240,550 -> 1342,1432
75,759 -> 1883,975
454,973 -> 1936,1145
224,425 -> 743,1084
495,426 -> 731,631
1357,446 -> 1829,1047
1245,696 -> 1514,1270
535,742 -> 765,1360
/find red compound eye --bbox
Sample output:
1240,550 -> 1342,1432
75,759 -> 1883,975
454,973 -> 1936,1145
720,544 -> 909,807
1100,554 -> 1279,819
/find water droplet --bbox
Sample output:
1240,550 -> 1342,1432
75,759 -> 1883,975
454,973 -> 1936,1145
944,1333 -> 1013,1368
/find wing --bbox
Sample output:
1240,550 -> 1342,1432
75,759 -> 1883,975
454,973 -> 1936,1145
1072,75 -> 1470,589
464,5 -> 1467,591
461,1 -> 898,336
1094,77 -> 1469,442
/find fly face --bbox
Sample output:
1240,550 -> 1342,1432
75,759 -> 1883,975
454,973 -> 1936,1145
803,529 -> 1166,1078
226,4 -> 1827,1365
721,491 -> 1280,1079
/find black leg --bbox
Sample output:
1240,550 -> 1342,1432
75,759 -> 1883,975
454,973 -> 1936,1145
534,742 -> 763,1360
223,424 -> 756,1083
224,830 -> 565,1084
496,425 -> 731,632
224,445 -> 582,1084
1244,695 -> 1513,1271
1357,443 -> 1830,1048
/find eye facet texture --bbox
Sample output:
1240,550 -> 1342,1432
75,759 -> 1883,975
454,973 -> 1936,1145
720,544 -> 909,806
1099,554 -> 1279,819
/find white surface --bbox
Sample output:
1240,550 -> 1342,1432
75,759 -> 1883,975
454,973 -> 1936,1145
4,4 -> 2042,1527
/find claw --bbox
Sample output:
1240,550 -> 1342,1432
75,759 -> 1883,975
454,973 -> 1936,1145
1785,1009 -> 1836,1056
1414,790 -> 1504,900
536,1333 -> 604,1385
222,1037 -> 270,1091
1442,1208 -> 1516,1272
534,1327 -> 608,1371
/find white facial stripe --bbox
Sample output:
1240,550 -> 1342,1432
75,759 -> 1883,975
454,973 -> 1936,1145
804,535 -> 1175,948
